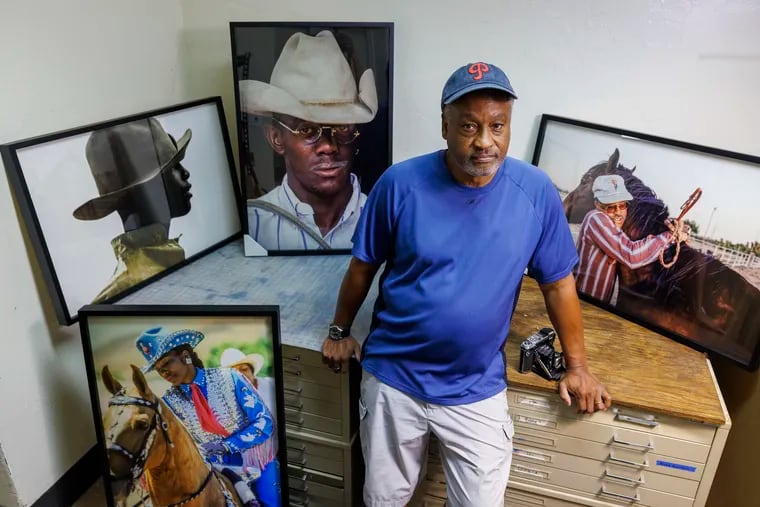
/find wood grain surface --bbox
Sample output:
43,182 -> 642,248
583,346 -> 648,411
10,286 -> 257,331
507,277 -> 726,425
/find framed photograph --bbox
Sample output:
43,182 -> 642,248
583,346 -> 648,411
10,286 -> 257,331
230,22 -> 393,255
533,114 -> 760,370
1,97 -> 242,325
79,304 -> 288,507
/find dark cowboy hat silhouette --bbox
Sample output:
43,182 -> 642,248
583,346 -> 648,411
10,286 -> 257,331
73,117 -> 191,220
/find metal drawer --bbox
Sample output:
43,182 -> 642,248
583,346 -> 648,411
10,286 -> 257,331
506,487 -> 585,507
510,461 -> 693,507
511,406 -> 710,463
283,344 -> 326,368
514,426 -> 705,481
286,436 -> 345,477
288,467 -> 345,507
284,391 -> 342,419
508,389 -> 716,445
283,378 -> 341,403
512,442 -> 698,498
283,362 -> 342,388
415,465 -> 584,507
285,408 -> 344,437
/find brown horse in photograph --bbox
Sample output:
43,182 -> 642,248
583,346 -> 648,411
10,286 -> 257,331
101,364 -> 247,507
563,149 -> 760,359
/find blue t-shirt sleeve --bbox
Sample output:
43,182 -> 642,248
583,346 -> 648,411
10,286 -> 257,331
527,177 -> 579,284
352,169 -> 396,264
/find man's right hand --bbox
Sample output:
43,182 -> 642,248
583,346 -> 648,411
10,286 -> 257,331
322,336 -> 361,374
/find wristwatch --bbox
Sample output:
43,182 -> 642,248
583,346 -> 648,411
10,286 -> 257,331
328,323 -> 351,341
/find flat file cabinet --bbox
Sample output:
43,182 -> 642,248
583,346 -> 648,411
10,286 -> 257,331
281,344 -> 362,507
413,277 -> 730,507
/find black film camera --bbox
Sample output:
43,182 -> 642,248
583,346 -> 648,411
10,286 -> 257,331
518,327 -> 565,381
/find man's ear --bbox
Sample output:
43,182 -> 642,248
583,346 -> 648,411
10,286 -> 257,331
441,111 -> 448,140
263,125 -> 286,156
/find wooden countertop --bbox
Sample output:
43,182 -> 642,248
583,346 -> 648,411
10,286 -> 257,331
506,277 -> 727,426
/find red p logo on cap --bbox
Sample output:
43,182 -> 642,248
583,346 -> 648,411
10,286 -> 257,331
468,62 -> 490,81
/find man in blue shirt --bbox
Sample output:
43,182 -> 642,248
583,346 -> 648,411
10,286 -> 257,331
322,62 -> 611,506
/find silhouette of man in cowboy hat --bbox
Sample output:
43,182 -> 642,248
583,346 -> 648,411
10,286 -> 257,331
239,30 -> 378,251
73,117 -> 193,302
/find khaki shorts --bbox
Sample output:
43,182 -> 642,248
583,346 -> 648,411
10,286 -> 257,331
359,371 -> 514,507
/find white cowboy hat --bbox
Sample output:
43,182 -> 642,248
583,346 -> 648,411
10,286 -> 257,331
220,348 -> 264,375
239,30 -> 378,125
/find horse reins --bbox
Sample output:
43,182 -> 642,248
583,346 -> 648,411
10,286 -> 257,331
107,391 -> 221,507
659,187 -> 702,268
107,392 -> 173,484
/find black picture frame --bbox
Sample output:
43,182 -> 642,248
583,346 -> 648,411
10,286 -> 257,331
78,304 -> 289,507
1,97 -> 243,325
533,114 -> 760,370
230,22 -> 394,255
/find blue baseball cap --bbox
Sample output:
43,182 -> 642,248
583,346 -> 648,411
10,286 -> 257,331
441,62 -> 518,109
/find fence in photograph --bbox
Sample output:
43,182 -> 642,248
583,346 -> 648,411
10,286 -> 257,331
690,237 -> 760,269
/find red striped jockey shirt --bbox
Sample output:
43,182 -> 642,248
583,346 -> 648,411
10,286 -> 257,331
574,210 -> 672,303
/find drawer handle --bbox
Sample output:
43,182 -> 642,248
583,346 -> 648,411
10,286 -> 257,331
600,485 -> 640,502
284,368 -> 302,376
603,469 -> 645,486
291,500 -> 310,507
615,411 -> 658,428
287,416 -> 305,426
288,457 -> 308,466
514,434 -> 556,448
285,402 -> 304,411
284,354 -> 302,362
283,386 -> 303,394
611,434 -> 654,451
288,444 -> 306,452
609,451 -> 649,468
289,484 -> 309,494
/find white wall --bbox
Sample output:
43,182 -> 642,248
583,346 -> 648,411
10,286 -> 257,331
0,1 -> 184,504
1,0 -> 759,505
180,0 -> 760,163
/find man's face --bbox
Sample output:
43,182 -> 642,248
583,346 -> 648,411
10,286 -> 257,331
233,363 -> 258,388
162,161 -> 192,218
266,115 -> 354,201
596,200 -> 628,228
441,90 -> 512,181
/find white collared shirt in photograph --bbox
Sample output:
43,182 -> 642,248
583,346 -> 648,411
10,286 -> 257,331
247,173 -> 367,250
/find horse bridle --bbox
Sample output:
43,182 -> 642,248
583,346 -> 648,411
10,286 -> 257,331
106,391 -> 222,507
107,391 -> 173,485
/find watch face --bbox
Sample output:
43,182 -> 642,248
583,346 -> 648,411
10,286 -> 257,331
329,325 -> 343,340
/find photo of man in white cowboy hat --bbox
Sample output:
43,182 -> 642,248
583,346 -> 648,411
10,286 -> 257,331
220,347 -> 277,414
73,117 -> 193,302
236,27 -> 391,251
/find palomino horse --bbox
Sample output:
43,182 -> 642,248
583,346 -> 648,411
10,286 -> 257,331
101,364 -> 246,507
563,149 -> 760,357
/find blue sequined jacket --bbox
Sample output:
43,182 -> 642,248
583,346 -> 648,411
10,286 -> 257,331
163,367 -> 277,478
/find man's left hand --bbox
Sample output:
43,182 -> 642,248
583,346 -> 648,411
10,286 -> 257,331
558,366 -> 612,414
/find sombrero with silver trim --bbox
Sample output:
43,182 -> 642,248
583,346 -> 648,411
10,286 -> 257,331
136,326 -> 205,372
